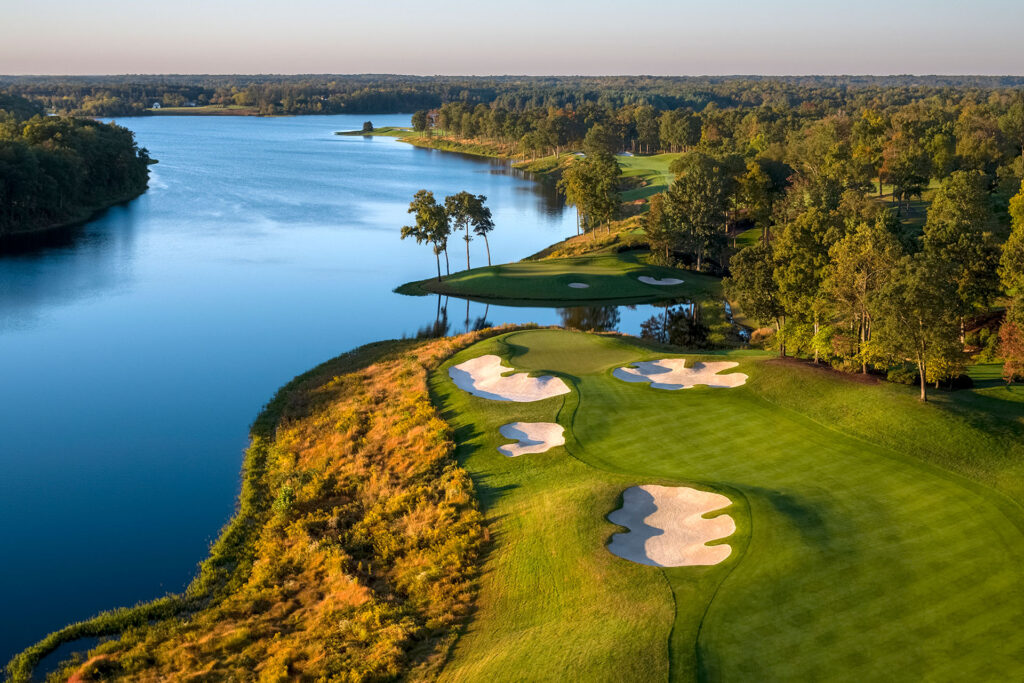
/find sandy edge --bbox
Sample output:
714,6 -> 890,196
497,422 -> 565,456
607,484 -> 735,566
613,359 -> 748,390
449,354 -> 571,402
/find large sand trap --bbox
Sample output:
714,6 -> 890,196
613,359 -> 748,390
607,485 -> 735,566
568,282 -> 590,289
497,422 -> 565,457
449,354 -> 571,402
638,276 -> 684,286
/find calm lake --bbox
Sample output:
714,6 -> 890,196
0,114 -> 662,661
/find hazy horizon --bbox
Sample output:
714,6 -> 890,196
4,0 -> 1023,76
3,72 -> 1024,78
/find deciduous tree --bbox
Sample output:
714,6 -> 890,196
402,190 -> 450,281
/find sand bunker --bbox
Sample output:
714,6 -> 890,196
449,354 -> 571,402
613,359 -> 747,390
638,276 -> 684,286
568,282 -> 590,289
607,485 -> 735,566
497,422 -> 565,457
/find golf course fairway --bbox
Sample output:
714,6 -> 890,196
430,328 -> 1024,681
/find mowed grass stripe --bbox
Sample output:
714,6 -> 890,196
432,329 -> 1024,681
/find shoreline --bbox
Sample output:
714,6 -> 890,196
0,185 -> 150,251
337,126 -> 570,179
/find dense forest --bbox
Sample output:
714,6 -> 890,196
394,79 -> 1024,397
2,74 -> 1024,117
0,94 -> 150,238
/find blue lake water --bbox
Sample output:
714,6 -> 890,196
0,114 -> 663,661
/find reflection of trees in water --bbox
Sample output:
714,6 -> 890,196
490,165 -> 564,217
417,298 -> 491,338
416,295 -> 451,339
558,306 -> 621,332
640,301 -> 710,348
471,303 -> 491,331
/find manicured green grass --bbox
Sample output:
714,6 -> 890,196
335,125 -> 413,137
398,252 -> 715,307
147,104 -> 259,115
432,329 -> 1024,680
617,153 -> 682,202
733,227 -> 762,248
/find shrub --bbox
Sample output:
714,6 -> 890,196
887,364 -> 919,385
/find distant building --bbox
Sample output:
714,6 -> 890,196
152,102 -> 161,109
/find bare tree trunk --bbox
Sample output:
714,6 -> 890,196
465,225 -> 471,271
484,234 -> 491,266
776,317 -> 786,358
918,359 -> 927,401
860,313 -> 868,374
813,315 -> 820,364
444,248 -> 450,275
435,252 -> 441,282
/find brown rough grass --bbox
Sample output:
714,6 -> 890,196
53,328 -> 515,682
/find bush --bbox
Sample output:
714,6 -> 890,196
887,364 -> 919,385
830,358 -> 860,374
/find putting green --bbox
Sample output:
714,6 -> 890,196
431,328 -> 1024,681
399,253 -> 717,307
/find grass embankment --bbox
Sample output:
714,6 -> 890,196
434,328 -> 1024,680
146,105 -> 262,116
7,330 -> 514,682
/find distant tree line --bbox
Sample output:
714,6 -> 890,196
3,74 -> 1024,117
0,94 -> 150,238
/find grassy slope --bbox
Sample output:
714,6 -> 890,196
433,329 -> 1024,681
7,332 -> 507,682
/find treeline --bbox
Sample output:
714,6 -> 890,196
0,94 -> 150,238
3,74 -> 1024,117
463,84 -> 1024,398
600,88 -> 1024,398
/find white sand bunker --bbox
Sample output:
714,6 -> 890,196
614,359 -> 747,390
449,355 -> 571,402
568,282 -> 590,289
607,485 -> 735,567
638,276 -> 684,286
497,422 -> 565,457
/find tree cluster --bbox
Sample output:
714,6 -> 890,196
402,190 -> 494,278
0,94 -> 150,238
726,171 -> 1024,399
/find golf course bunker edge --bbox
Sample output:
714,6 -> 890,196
449,354 -> 571,402
614,359 -> 748,390
638,276 -> 684,286
607,485 -> 735,567
497,422 -> 565,457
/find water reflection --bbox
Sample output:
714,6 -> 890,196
0,203 -> 141,332
413,147 -> 566,218
557,306 -> 622,332
639,302 -> 711,348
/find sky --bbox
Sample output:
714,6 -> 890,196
3,0 -> 1023,75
